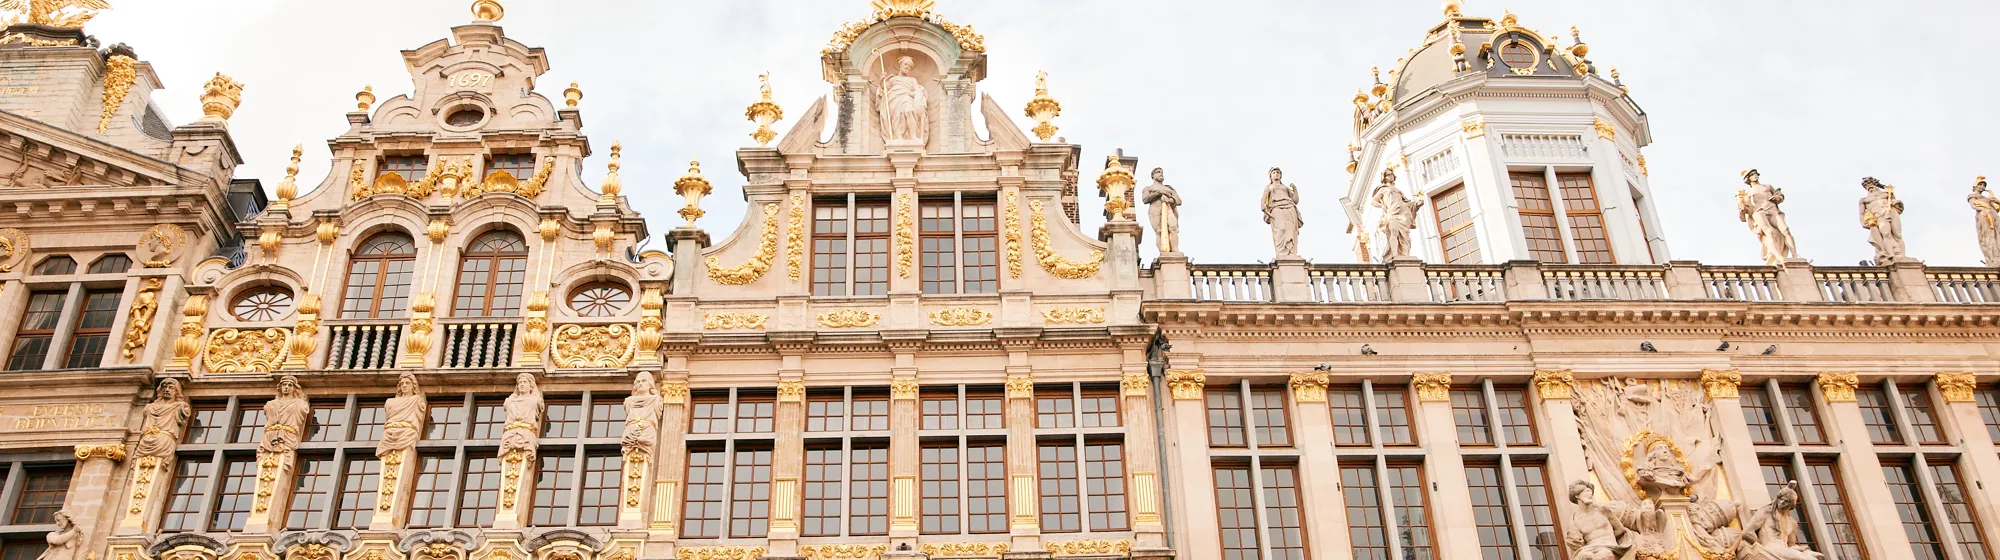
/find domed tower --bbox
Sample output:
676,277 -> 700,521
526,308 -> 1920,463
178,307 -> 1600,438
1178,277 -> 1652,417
1342,2 -> 1663,265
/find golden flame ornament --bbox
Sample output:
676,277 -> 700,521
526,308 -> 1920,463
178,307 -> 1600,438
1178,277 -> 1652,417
563,82 -> 582,108
745,72 -> 783,147
1023,71 -> 1062,142
355,85 -> 374,112
1097,156 -> 1135,220
674,160 -> 713,228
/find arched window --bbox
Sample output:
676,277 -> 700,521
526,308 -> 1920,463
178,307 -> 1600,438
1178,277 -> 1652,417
340,233 -> 417,319
568,282 -> 631,318
87,254 -> 131,274
453,230 -> 528,317
233,286 -> 296,322
1499,41 -> 1537,69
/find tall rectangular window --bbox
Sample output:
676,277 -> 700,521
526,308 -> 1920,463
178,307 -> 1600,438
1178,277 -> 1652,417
1513,462 -> 1562,559
1494,387 -> 1537,445
1249,388 -> 1290,447
456,456 -> 503,528
961,199 -> 999,293
1805,460 -> 1864,559
160,457 -> 215,532
1511,172 -> 1566,263
210,457 -> 258,531
578,452 -> 622,526
1261,464 -> 1307,560
1900,385 -> 1945,444
406,453 -> 453,528
1215,465 -> 1260,560
1856,386 -> 1903,445
1782,385 -> 1826,444
1387,464 -> 1433,558
1741,389 -> 1782,444
966,443 -> 1006,533
1466,464 -> 1514,558
1330,388 -> 1370,446
730,447 -> 772,538
852,200 -> 891,295
920,199 -> 958,294
11,467 -> 70,524
1977,388 -> 2000,442
921,444 -> 961,534
5,292 -> 63,370
1884,461 -> 1945,560
531,454 -> 575,526
811,202 -> 851,296
802,446 -> 841,537
1083,442 -> 1128,531
681,447 -> 726,539
1377,387 -> 1416,446
1342,465 -> 1389,560
1433,184 -> 1481,264
1450,389 -> 1492,446
285,456 -> 336,529
1207,390 -> 1247,447
1930,462 -> 1991,560
333,456 -> 380,529
849,445 -> 890,535
61,290 -> 119,368
1038,443 -> 1081,532
587,397 -> 627,438
1557,172 -> 1614,263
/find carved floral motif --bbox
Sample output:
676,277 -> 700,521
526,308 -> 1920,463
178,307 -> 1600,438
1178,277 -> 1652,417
890,377 -> 919,400
1005,375 -> 1033,399
202,328 -> 291,373
1817,371 -> 1859,402
1938,372 -> 1978,403
674,547 -> 765,560
707,203 -> 778,285
918,543 -> 1009,557
1167,369 -> 1205,400
703,312 -> 769,330
786,192 -> 805,282
796,544 -> 886,560
778,381 -> 805,403
816,309 -> 880,328
1005,191 -> 1023,278
1532,369 -> 1574,399
895,193 -> 915,278
550,324 -> 636,369
1041,307 -> 1104,324
928,307 -> 992,326
1411,372 -> 1452,401
121,277 -> 163,359
0,228 -> 25,272
1044,540 -> 1132,556
99,54 -> 136,135
1029,200 -> 1102,279
1121,374 -> 1148,397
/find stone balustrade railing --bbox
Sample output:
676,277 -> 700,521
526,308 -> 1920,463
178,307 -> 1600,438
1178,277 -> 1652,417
1154,258 -> 1997,305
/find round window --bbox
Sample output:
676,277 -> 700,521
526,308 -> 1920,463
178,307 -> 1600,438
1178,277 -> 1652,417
445,108 -> 486,128
1499,40 -> 1537,69
569,282 -> 632,318
233,287 -> 296,321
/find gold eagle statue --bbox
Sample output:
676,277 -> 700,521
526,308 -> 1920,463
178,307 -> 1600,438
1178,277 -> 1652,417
1,0 -> 112,29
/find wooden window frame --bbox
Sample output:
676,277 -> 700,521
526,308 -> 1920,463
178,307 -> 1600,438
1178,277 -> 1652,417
848,443 -> 891,536
919,197 -> 959,295
1432,183 -> 1482,264
1781,385 -> 1827,445
5,291 -> 65,371
1036,441 -> 1082,532
964,441 -> 1007,534
1556,172 -> 1615,263
1883,460 -> 1946,559
339,233 -> 417,319
1083,439 -> 1129,532
1804,459 -> 1865,559
1079,388 -> 1121,429
377,155 -> 427,183
1740,389 -> 1783,445
1450,388 -> 1494,446
1899,384 -> 1946,445
484,153 -> 536,182
1206,390 -> 1247,448
801,444 -> 843,537
850,199 -> 892,296
960,197 -> 999,294
60,290 -> 120,368
86,253 -> 130,274
1493,386 -> 1539,446
920,443 -> 962,534
1249,387 -> 1291,448
1213,462 -> 1261,559
451,230 -> 529,318
1855,386 -> 1903,445
727,445 -> 772,538
1329,387 -> 1371,446
1509,172 -> 1568,263
679,445 -> 727,539
809,198 -> 850,297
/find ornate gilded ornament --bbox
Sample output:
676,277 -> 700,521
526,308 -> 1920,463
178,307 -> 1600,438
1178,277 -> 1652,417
785,192 -> 807,282
139,224 -> 186,268
1412,372 -> 1452,401
74,443 -> 127,462
399,294 -> 435,368
354,85 -> 374,112
198,73 -> 243,122
1817,371 -> 1859,402
1121,373 -> 1148,398
675,547 -> 765,560
778,380 -> 805,403
823,2 -> 983,55
816,309 -> 880,329
2,0 -> 109,28
562,82 -> 582,108
661,381 -> 689,405
1004,190 -> 1023,278
201,327 -> 292,373
316,220 -> 339,245
1460,117 -> 1486,139
891,378 -> 919,400
1532,369 -> 1575,399
519,291 -> 549,366
517,156 -> 553,199
797,545 -> 887,560
597,141 -> 623,205
98,54 -> 135,135
1289,371 -> 1330,403
1167,369 -> 1205,400
283,544 -> 335,560
592,223 -> 614,254
270,145 -> 304,210
414,543 -> 459,560
745,73 -> 784,147
347,161 -> 372,200
1098,156 -> 1135,219
635,286 -> 664,363
919,543 -> 1009,557
550,324 -> 636,368
703,312 -> 770,330
169,294 -> 209,371
0,227 -> 25,272
470,0 -> 503,22
281,293 -> 318,369
674,160 -> 713,227
1029,200 -> 1102,279
928,307 -> 992,326
1044,540 -> 1132,556
120,277 -> 162,359
1636,154 -> 1649,176
1023,70 -> 1061,141
895,193 -> 915,278
707,202 -> 779,284
1619,429 -> 1694,498
1041,306 -> 1105,324
538,217 -> 559,242
1593,118 -> 1616,140
1936,372 -> 1978,403
1005,375 -> 1033,399
1697,369 -> 1742,399
426,217 -> 450,244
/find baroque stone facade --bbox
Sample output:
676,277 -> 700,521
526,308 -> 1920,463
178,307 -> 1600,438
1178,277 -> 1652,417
0,2 -> 1997,560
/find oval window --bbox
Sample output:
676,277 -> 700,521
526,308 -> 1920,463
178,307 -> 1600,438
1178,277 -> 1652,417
445,108 -> 485,128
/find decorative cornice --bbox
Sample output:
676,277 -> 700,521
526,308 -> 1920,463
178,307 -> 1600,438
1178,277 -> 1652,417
1817,372 -> 1859,402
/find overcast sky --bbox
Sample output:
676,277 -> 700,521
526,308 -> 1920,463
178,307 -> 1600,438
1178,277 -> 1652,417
91,0 -> 2000,267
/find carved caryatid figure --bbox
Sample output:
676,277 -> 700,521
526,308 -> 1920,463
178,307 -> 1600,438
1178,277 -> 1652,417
1738,169 -> 1799,266
874,55 -> 929,145
135,379 -> 191,459
621,372 -> 663,457
1738,485 -> 1825,560
1261,167 -> 1303,259
1859,176 -> 1906,263
377,372 -> 427,458
1372,168 -> 1424,261
1564,481 -> 1635,560
35,511 -> 79,560
1971,177 -> 2000,265
259,375 -> 310,455
1142,167 -> 1182,254
500,372 -> 545,458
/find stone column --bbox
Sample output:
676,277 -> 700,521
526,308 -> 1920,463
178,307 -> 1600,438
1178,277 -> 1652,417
1411,372 -> 1479,560
1814,372 -> 1909,558
648,373 -> 691,559
70,443 -> 126,558
765,341 -> 809,556
1933,373 -> 2000,546
1001,339 -> 1042,552
1164,370 -> 1219,558
668,228 -> 709,297
1531,370 -> 1591,526
1117,357 -> 1166,550
1698,370 -> 1766,507
1286,373 -> 1353,560
888,346 -> 922,545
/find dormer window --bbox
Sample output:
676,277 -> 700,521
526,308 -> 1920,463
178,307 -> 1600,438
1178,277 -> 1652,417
379,155 -> 427,182
486,153 -> 536,182
1498,41 -> 1536,69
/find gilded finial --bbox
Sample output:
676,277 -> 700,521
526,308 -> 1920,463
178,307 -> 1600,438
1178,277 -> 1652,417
355,85 -> 374,112
198,73 -> 243,123
471,0 -> 503,22
598,142 -> 622,203
272,144 -> 303,208
1443,0 -> 1463,17
1569,25 -> 1589,58
673,160 -> 713,228
1097,155 -> 1135,219
1500,10 -> 1517,27
3,0 -> 110,29
563,82 -> 582,108
870,0 -> 935,18
1023,70 -> 1062,142
1369,66 -> 1387,98
745,72 -> 784,147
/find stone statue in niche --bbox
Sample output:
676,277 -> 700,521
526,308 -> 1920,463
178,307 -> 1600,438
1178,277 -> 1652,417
1142,167 -> 1182,254
622,372 -> 663,457
377,372 -> 427,458
1737,169 -> 1799,266
35,511 -> 79,560
1968,177 -> 2000,265
500,372 -> 544,458
1738,485 -> 1825,560
873,55 -> 929,146
1261,167 -> 1302,259
259,375 -> 310,455
1858,176 -> 1905,264
1371,168 -> 1423,261
135,379 -> 191,459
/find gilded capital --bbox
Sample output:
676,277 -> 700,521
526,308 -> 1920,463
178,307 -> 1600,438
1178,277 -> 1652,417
1936,372 -> 1978,403
1698,369 -> 1743,399
661,381 -> 690,405
1412,372 -> 1452,402
75,443 -> 128,462
1121,374 -> 1148,398
1817,372 -> 1860,402
1288,371 -> 1330,403
1166,369 -> 1205,400
891,377 -> 919,400
778,380 -> 806,403
1532,369 -> 1574,399
1005,375 -> 1033,400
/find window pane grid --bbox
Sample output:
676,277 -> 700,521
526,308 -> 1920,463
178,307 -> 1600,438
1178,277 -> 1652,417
1931,462 -> 1991,560
802,446 -> 842,537
1207,391 -> 1246,447
1261,464 -> 1307,560
1900,385 -> 1945,444
1806,460 -> 1864,559
729,447 -> 772,538
457,456 -> 503,528
849,445 -> 890,535
1215,465 -> 1260,560
1250,389 -> 1289,447
1782,386 -> 1827,445
1450,389 -> 1492,446
966,443 -> 1006,533
530,454 -> 575,526
1433,185 -> 1481,264
1084,442 -> 1128,531
333,456 -> 380,529
1884,461 -> 1945,560
681,448 -> 726,538
1856,387 -> 1903,445
1510,173 -> 1566,263
285,456 -> 335,529
921,445 -> 961,534
1741,389 -> 1782,445
1037,443 -> 1081,532
12,467 -> 71,525
1466,464 -> 1515,558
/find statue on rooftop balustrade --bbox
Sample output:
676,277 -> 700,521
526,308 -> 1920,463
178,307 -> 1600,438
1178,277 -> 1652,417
1372,168 -> 1422,261
1143,167 -> 1182,254
1859,176 -> 1905,264
1262,167 -> 1302,259
1737,169 -> 1798,266
1971,176 -> 2000,266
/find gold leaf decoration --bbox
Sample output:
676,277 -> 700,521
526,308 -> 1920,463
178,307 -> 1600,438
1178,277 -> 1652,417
1167,369 -> 1205,400
201,327 -> 292,373
798,544 -> 887,560
786,192 -> 806,282
707,203 -> 780,285
895,193 -> 915,279
120,277 -> 162,359
550,324 -> 636,368
1004,190 -> 1023,278
1040,307 -> 1104,324
1698,369 -> 1741,399
1533,369 -> 1575,399
816,309 -> 880,329
703,312 -> 770,331
919,543 -> 1010,557
1044,540 -> 1132,556
1288,371 -> 1329,403
1937,372 -> 1978,403
1412,372 -> 1452,402
1817,371 -> 1859,402
1029,199 -> 1102,279
928,307 -> 992,326
676,547 -> 766,560
98,54 -> 135,135
516,156 -> 554,198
